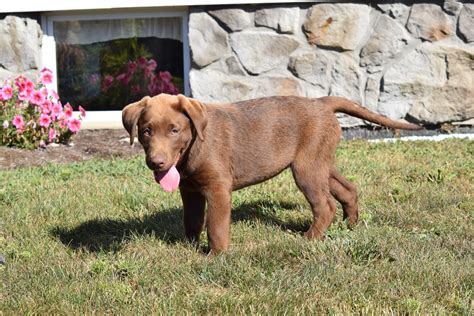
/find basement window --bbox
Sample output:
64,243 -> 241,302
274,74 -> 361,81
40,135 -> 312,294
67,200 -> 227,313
42,10 -> 190,127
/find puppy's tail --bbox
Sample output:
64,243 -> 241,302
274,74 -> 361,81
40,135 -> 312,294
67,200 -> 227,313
321,96 -> 422,130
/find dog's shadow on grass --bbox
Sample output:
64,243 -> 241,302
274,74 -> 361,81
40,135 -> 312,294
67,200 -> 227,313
51,200 -> 309,253
51,207 -> 185,253
232,200 -> 309,233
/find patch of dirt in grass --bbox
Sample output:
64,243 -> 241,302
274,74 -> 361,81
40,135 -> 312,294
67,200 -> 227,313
0,129 -> 143,170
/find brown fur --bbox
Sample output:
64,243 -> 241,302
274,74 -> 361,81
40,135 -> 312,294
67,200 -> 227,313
123,94 -> 420,253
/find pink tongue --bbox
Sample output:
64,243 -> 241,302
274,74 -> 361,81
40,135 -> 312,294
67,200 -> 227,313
154,166 -> 180,192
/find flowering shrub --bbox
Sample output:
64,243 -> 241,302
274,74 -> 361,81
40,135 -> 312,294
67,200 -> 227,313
0,68 -> 85,149
100,56 -> 179,107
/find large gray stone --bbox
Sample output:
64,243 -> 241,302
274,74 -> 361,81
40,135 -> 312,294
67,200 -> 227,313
377,85 -> 413,120
406,4 -> 454,42
288,49 -> 334,91
190,68 -> 254,103
360,15 -> 412,73
205,55 -> 247,76
189,12 -> 230,68
208,8 -> 253,32
443,0 -> 463,16
328,54 -> 367,127
190,67 -> 303,103
253,76 -> 303,98
296,79 -> 327,99
458,4 -> 474,43
0,69 -> 14,82
377,45 -> 445,120
254,7 -> 299,34
377,3 -> 410,25
383,46 -> 447,87
379,43 -> 474,123
329,54 -> 364,105
303,4 -> 371,51
0,16 -> 42,75
230,30 -> 300,74
364,74 -> 383,112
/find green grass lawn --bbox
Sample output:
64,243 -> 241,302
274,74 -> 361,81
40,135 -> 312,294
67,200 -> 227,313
1,139 -> 473,314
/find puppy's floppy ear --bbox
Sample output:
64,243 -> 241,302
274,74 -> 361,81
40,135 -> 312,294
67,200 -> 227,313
122,96 -> 150,145
177,94 -> 208,141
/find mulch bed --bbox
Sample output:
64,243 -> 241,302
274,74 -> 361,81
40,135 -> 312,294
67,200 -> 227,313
0,129 -> 143,170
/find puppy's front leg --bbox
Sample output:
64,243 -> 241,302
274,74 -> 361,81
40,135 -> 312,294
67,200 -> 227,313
180,188 -> 206,244
204,186 -> 232,253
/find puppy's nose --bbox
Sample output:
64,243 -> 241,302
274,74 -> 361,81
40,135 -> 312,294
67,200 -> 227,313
155,160 -> 165,169
148,155 -> 167,170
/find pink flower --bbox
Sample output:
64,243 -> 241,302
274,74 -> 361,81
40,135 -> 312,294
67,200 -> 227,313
144,68 -> 152,79
116,73 -> 131,86
17,91 -> 28,101
15,76 -> 34,100
12,115 -> 24,131
40,68 -> 53,85
51,102 -> 63,118
39,140 -> 46,148
122,75 -> 132,86
50,89 -> 60,102
163,82 -> 179,95
25,79 -> 34,90
48,128 -> 57,142
26,87 -> 34,99
41,100 -> 52,114
102,75 -> 114,92
3,120 -> 9,129
63,103 -> 73,118
30,90 -> 45,105
159,71 -> 172,82
67,118 -> 81,133
58,118 -> 67,129
147,59 -> 157,71
79,105 -> 86,118
138,56 -> 147,69
127,61 -> 137,74
39,114 -> 52,128
131,85 -> 141,94
15,75 -> 26,91
1,85 -> 13,100
40,87 -> 49,98
147,81 -> 157,95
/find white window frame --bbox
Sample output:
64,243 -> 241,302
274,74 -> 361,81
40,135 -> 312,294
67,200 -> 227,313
41,8 -> 190,129
5,1 -> 323,13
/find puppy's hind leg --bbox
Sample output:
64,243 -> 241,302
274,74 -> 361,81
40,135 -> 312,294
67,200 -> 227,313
291,158 -> 336,240
329,169 -> 359,227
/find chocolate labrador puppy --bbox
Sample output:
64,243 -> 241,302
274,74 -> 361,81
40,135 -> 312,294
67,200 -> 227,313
122,94 -> 420,253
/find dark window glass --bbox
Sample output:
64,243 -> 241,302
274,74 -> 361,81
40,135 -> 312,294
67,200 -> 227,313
54,17 -> 183,111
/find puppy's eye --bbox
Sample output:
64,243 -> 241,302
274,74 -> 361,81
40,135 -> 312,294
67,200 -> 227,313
170,127 -> 179,135
143,128 -> 152,136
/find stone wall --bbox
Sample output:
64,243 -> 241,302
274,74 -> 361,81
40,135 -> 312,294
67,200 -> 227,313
0,16 -> 43,82
189,1 -> 474,126
1,3 -> 472,127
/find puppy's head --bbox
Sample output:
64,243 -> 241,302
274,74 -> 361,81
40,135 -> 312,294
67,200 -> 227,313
122,94 -> 207,172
